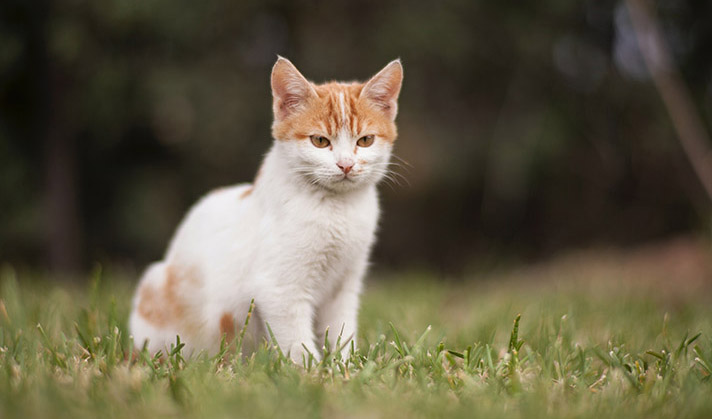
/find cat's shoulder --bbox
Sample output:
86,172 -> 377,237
203,183 -> 254,202
184,183 -> 254,219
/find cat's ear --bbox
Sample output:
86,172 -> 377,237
271,57 -> 317,121
361,59 -> 403,120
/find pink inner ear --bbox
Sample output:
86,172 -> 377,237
271,58 -> 316,120
362,83 -> 399,119
367,91 -> 394,110
278,93 -> 305,119
361,61 -> 403,118
273,79 -> 309,119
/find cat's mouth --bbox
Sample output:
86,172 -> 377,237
321,173 -> 356,190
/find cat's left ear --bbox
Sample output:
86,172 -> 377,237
361,59 -> 403,121
271,56 -> 318,121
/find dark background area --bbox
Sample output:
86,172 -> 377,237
1,0 -> 711,275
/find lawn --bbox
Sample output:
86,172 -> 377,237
1,239 -> 711,418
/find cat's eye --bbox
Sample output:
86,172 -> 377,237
357,135 -> 375,147
310,135 -> 331,148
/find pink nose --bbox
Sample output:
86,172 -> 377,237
337,162 -> 353,174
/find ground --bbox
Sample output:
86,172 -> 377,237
1,236 -> 711,418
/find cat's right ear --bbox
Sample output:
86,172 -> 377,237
271,57 -> 317,121
361,59 -> 403,121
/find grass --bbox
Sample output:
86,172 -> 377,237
1,244 -> 711,418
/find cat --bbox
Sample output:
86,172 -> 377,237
128,57 -> 403,363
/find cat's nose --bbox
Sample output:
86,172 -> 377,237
336,162 -> 354,174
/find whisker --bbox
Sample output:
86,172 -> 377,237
391,153 -> 413,169
369,163 -> 410,188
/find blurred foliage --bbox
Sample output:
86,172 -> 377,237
0,0 -> 711,272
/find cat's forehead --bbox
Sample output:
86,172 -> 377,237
313,82 -> 363,98
272,79 -> 397,142
308,82 -> 394,139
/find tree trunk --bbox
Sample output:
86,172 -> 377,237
30,0 -> 83,273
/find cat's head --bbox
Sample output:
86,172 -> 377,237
270,57 -> 403,192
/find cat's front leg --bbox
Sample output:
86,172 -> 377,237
315,275 -> 363,359
258,297 -> 320,365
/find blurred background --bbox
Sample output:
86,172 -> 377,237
1,0 -> 711,276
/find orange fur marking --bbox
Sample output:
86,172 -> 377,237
219,313 -> 236,343
137,265 -> 198,328
272,82 -> 398,144
240,186 -> 253,199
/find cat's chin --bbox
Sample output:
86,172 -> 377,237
314,176 -> 372,193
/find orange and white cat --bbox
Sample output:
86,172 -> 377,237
129,57 -> 403,362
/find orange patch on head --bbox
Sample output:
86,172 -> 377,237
137,265 -> 199,328
270,58 -> 402,144
219,313 -> 236,343
272,82 -> 398,144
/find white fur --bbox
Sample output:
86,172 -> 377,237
338,92 -> 347,122
129,134 -> 392,362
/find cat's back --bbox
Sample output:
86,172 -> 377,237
166,183 -> 257,260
